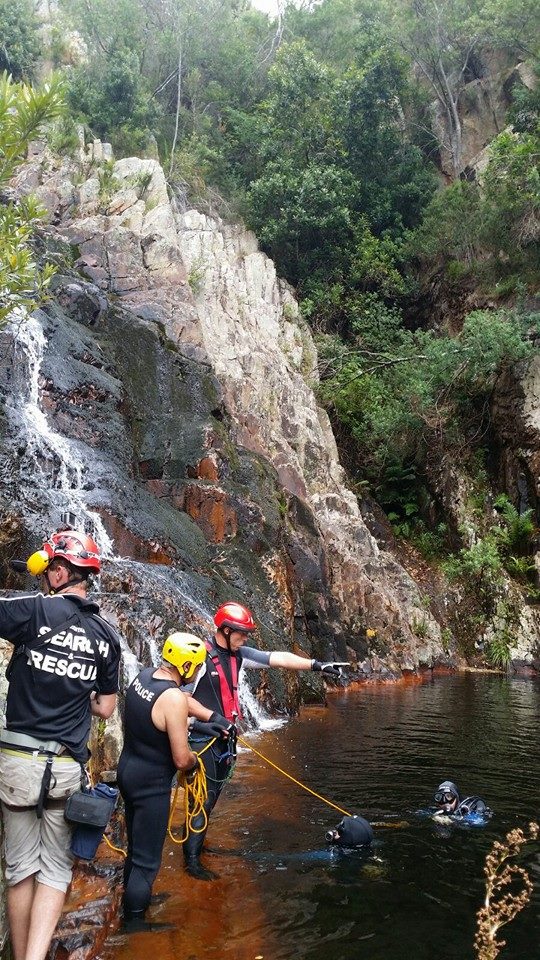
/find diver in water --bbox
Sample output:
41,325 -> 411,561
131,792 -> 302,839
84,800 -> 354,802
433,781 -> 492,823
325,815 -> 374,848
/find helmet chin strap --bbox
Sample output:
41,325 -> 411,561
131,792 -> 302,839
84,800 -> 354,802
44,568 -> 85,596
221,627 -> 233,653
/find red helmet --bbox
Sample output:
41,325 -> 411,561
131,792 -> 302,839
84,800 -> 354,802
41,530 -> 101,573
214,602 -> 256,633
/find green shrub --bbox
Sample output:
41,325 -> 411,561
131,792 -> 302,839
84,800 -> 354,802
409,125 -> 539,281
487,629 -> 512,668
318,304 -> 539,494
443,536 -> 504,583
0,0 -> 40,81
46,115 -> 81,156
0,73 -> 64,327
492,494 -> 536,555
66,50 -> 157,154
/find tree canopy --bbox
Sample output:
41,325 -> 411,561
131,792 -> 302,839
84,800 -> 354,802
2,0 -> 538,555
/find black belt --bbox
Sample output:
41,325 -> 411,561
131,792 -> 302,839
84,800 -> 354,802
2,797 -> 68,812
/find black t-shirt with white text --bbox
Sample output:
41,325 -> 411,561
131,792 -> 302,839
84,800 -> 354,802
0,592 -> 121,763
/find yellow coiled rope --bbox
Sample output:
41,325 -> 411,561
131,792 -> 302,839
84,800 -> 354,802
167,739 -> 214,845
100,741 -> 214,857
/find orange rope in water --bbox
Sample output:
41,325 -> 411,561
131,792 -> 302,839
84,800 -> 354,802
237,735 -> 352,817
237,735 -> 408,828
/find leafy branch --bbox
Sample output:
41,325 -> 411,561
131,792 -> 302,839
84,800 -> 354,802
475,822 -> 539,960
0,71 -> 64,328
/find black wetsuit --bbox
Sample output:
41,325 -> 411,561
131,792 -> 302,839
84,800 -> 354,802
183,641 -> 270,874
117,668 -> 178,917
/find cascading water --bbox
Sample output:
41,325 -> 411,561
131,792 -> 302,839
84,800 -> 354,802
7,313 -> 290,738
239,672 -> 287,732
11,311 -> 114,556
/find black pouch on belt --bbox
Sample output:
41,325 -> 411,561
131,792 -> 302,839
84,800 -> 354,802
64,786 -> 117,830
66,784 -> 119,860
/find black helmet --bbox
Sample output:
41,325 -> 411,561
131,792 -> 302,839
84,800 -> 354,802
325,815 -> 373,847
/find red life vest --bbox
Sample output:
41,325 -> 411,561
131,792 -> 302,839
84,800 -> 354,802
204,640 -> 243,721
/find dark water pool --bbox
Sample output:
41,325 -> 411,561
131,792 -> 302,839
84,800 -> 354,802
103,674 -> 540,960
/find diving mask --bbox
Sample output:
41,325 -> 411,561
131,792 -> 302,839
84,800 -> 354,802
435,791 -> 456,805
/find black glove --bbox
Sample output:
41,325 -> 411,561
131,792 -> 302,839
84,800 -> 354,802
311,660 -> 349,678
209,712 -> 232,731
184,756 -> 200,784
191,719 -> 232,739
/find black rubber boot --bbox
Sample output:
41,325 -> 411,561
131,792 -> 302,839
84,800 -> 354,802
184,857 -> 219,881
122,910 -> 175,934
183,813 -> 219,881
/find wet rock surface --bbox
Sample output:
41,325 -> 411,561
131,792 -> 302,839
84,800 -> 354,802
0,142 -> 450,688
49,857 -> 123,960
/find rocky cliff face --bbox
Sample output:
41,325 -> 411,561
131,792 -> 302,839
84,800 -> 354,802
0,141 -> 449,693
431,51 -> 536,179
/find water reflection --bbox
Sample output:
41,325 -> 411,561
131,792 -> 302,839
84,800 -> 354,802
101,675 -> 540,960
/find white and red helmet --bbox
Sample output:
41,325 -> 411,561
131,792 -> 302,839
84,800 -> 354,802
27,530 -> 101,576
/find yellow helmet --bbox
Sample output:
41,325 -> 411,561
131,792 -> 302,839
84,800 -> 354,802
162,632 -> 206,680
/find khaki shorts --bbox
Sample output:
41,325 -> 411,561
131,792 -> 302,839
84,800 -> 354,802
0,750 -> 81,891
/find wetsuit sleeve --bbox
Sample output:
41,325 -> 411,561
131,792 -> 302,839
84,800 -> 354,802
239,646 -> 272,669
0,594 -> 38,646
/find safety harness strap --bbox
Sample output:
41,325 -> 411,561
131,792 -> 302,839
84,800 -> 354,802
0,730 -> 65,754
204,641 -> 242,722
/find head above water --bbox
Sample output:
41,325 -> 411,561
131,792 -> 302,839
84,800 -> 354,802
434,780 -> 460,813
325,815 -> 374,848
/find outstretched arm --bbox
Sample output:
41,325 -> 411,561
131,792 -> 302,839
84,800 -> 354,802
268,651 -> 312,669
269,652 -> 348,677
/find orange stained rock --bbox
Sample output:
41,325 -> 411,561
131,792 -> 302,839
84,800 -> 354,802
196,456 -> 220,482
183,484 -> 237,542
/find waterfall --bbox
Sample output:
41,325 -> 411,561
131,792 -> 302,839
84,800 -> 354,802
8,314 -> 291,732
11,312 -> 114,556
239,671 -> 286,732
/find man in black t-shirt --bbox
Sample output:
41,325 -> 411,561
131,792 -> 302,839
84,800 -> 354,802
184,601 -> 347,879
0,529 -> 121,960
